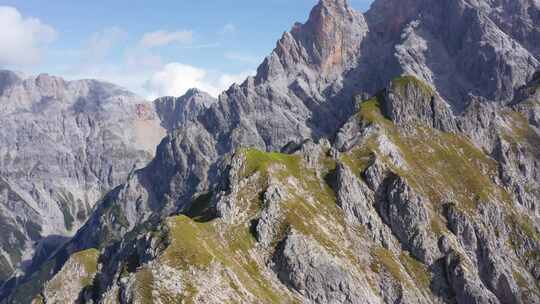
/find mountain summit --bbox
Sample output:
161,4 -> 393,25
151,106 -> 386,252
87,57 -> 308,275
1,0 -> 540,303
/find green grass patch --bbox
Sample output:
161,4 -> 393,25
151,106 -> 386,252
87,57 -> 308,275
357,99 -> 504,213
430,217 -> 445,237
135,267 -> 155,304
391,75 -> 434,96
371,248 -> 404,282
71,248 -> 100,287
400,252 -> 431,289
153,148 -> 353,302
33,295 -> 45,304
340,142 -> 376,179
160,214 -> 285,302
507,213 -> 540,244
513,270 -> 528,290
357,94 -> 392,127
162,215 -> 214,269
242,149 -> 301,179
502,110 -> 540,158
385,126 -> 504,213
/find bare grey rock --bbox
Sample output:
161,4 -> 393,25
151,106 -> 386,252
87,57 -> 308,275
380,77 -> 457,132
272,230 -> 379,304
377,175 -> 439,264
445,250 -> 500,304
333,163 -> 399,251
0,71 -> 165,291
255,181 -> 288,247
154,88 -> 216,131
366,0 -> 539,110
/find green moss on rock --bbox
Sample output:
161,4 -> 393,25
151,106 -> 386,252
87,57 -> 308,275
356,93 -> 505,213
242,148 -> 301,179
71,248 -> 100,287
162,215 -> 214,269
371,248 -> 404,282
391,75 -> 434,96
400,252 -> 431,289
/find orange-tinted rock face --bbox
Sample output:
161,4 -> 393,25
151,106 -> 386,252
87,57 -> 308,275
304,0 -> 364,72
136,103 -> 155,121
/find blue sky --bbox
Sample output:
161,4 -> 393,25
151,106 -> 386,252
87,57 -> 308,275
0,0 -> 373,98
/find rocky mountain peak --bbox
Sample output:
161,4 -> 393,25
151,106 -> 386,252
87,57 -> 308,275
154,88 -> 217,131
34,73 -> 65,90
304,0 -> 356,24
184,87 -> 206,97
292,0 -> 366,72
257,0 -> 367,82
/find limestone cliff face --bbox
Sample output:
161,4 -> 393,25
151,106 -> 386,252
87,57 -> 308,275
365,0 -> 539,109
0,71 -> 166,295
154,88 -> 217,132
3,0 -> 540,303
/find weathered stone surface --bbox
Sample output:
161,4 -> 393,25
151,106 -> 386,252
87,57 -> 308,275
4,0 -> 540,303
445,250 -> 500,304
381,76 -> 457,132
154,88 -> 216,131
377,175 -> 439,264
41,249 -> 99,304
255,181 -> 288,247
366,0 -> 539,110
0,71 -> 165,290
272,230 -> 379,304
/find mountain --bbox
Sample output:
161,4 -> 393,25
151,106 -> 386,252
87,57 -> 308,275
154,88 -> 217,131
3,0 -> 540,303
0,70 -> 167,291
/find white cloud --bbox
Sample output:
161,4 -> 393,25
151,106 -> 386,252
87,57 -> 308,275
0,6 -> 57,66
84,27 -> 127,61
139,30 -> 193,48
145,62 -> 254,98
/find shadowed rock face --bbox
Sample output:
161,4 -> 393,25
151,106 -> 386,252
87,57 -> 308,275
3,0 -> 540,303
365,0 -> 539,109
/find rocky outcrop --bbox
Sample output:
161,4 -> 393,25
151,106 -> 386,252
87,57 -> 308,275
255,181 -> 288,247
154,88 -> 216,131
444,250 -> 500,304
39,249 -> 99,303
59,0 -> 540,258
380,76 -> 457,132
377,175 -> 439,264
272,230 -> 379,304
366,0 -> 539,110
333,163 -> 399,251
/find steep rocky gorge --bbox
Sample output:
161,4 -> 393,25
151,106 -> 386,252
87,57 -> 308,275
1,0 -> 540,302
